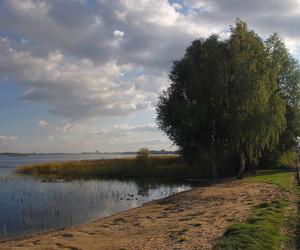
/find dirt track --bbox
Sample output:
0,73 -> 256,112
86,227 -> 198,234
0,180 -> 282,250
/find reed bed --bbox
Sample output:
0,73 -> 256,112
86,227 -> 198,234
16,156 -> 190,180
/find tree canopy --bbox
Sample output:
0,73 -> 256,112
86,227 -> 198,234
156,20 -> 297,179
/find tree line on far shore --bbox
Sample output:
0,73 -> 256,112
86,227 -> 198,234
156,20 -> 300,179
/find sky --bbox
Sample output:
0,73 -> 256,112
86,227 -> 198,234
1,0 -> 300,153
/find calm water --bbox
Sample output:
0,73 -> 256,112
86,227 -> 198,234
0,154 -> 193,239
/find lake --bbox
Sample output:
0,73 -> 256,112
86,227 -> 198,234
0,154 -> 194,239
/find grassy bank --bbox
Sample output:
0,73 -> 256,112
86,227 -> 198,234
215,170 -> 298,249
16,156 -> 193,180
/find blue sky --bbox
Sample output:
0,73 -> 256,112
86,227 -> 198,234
1,0 -> 300,153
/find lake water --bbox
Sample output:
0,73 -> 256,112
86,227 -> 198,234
0,154 -> 194,239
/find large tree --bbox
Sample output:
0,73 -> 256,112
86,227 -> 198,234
227,21 -> 286,178
156,20 -> 287,179
156,35 -> 229,178
260,33 -> 300,167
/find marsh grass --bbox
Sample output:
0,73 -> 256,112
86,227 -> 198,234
16,156 -> 191,180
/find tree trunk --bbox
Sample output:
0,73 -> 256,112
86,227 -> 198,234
210,146 -> 218,180
250,163 -> 256,175
212,157 -> 218,180
237,152 -> 246,179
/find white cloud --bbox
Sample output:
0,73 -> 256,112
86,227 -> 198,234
114,123 -> 158,133
56,123 -> 85,133
0,0 -> 214,121
0,42 -> 154,119
38,120 -> 48,128
113,30 -> 124,40
83,122 -> 171,151
0,136 -> 18,143
172,3 -> 182,11
48,135 -> 54,141
88,123 -> 159,139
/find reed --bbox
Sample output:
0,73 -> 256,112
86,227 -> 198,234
16,156 -> 190,180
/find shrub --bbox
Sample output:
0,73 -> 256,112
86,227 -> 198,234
277,150 -> 297,167
136,147 -> 150,162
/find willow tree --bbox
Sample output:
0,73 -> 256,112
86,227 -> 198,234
156,20 -> 286,179
227,21 -> 286,178
261,33 -> 300,166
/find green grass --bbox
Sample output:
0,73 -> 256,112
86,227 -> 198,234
246,169 -> 294,189
215,170 -> 297,250
215,201 -> 286,250
16,156 -> 191,180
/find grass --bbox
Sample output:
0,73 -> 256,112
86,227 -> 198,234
215,169 -> 297,250
246,169 -> 294,189
16,156 -> 191,180
215,201 -> 286,249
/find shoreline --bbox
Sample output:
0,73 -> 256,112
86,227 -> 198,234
0,187 -> 196,243
0,179 -> 283,250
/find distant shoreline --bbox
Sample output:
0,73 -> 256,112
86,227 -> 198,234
0,151 -> 178,156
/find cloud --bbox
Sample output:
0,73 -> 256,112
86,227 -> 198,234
114,30 -> 125,40
87,123 -> 161,140
0,42 -> 154,119
56,123 -> 85,133
0,135 -> 18,143
182,0 -> 300,39
172,3 -> 183,11
0,0 -> 300,122
0,0 -> 208,121
84,123 -> 171,151
38,120 -> 48,128
48,135 -> 54,141
114,123 -> 159,133
111,139 -> 169,147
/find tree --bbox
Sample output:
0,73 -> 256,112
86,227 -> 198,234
227,21 -> 286,178
260,33 -> 300,167
156,20 -> 287,179
136,147 -> 150,162
156,35 -> 229,178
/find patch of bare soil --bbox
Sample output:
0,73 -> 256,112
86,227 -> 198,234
0,180 -> 282,250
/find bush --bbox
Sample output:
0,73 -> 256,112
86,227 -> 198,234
136,147 -> 150,162
277,150 -> 297,167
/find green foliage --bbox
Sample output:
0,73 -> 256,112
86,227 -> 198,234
261,34 -> 300,167
136,147 -> 150,162
266,33 -> 300,108
277,150 -> 297,167
156,20 -> 288,178
157,34 -> 228,159
227,21 -> 286,164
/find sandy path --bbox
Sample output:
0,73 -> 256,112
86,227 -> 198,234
0,180 -> 282,250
